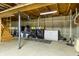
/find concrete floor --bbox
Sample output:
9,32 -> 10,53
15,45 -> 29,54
0,39 -> 78,56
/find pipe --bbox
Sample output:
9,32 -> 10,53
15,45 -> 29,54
76,8 -> 78,16
0,18 -> 1,42
10,17 -> 11,33
18,12 -> 21,49
70,10 -> 72,38
70,10 -> 72,39
38,16 -> 40,28
74,8 -> 78,24
44,16 -> 46,29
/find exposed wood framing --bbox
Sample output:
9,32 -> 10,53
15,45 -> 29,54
1,3 -> 12,8
0,4 -> 8,9
56,3 -> 59,15
66,3 -> 71,15
0,3 -> 53,18
46,6 -> 51,11
30,10 -> 38,16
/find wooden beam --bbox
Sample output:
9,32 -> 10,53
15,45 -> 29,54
29,10 -> 38,16
0,3 -> 53,18
46,6 -> 51,11
23,10 -> 37,18
0,4 -> 8,9
0,7 -> 5,11
36,9 -> 40,15
1,3 -> 12,8
56,3 -> 59,15
66,3 -> 71,15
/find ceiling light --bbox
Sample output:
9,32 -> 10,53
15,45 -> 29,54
40,10 -> 57,15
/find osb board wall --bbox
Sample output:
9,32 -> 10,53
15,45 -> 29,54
1,19 -> 13,42
2,27 -> 13,42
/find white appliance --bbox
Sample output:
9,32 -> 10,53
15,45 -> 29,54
44,30 -> 58,41
75,38 -> 79,52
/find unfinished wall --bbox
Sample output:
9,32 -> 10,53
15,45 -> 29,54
74,26 -> 79,38
11,15 -> 78,40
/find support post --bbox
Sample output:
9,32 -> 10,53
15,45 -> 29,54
44,16 -> 46,29
74,8 -> 78,25
64,16 -> 66,38
10,17 -> 11,33
18,12 -> 21,49
76,8 -> 78,15
70,10 -> 72,40
75,8 -> 78,38
66,9 -> 74,46
0,18 -> 1,42
38,16 -> 40,28
52,16 -> 53,29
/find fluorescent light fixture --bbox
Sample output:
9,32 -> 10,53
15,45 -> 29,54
40,10 -> 57,15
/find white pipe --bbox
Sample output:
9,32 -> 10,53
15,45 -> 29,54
38,16 -> 40,28
76,8 -> 78,16
74,8 -> 78,25
52,16 -> 53,29
18,12 -> 21,49
0,18 -> 1,42
70,10 -> 72,38
64,16 -> 66,37
44,16 -> 46,29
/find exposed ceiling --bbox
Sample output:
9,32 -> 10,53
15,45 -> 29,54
0,3 -> 18,11
23,3 -> 79,18
0,3 -> 79,19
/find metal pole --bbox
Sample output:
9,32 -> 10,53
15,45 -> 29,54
52,16 -> 53,29
70,10 -> 72,39
74,8 -> 78,24
64,16 -> 66,37
18,12 -> 21,49
76,8 -> 78,16
10,17 -> 11,33
75,8 -> 78,38
0,18 -> 1,42
66,9 -> 73,46
38,16 -> 40,28
44,16 -> 46,29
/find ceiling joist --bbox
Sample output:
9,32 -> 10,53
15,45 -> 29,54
0,4 -> 9,9
56,3 -> 59,15
66,3 -> 71,15
1,3 -> 12,8
0,3 -> 53,17
0,3 -> 79,18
